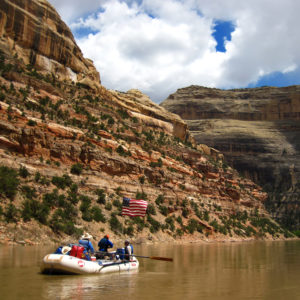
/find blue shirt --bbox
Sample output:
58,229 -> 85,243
98,237 -> 113,251
79,239 -> 95,254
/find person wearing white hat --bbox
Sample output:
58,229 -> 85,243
78,232 -> 95,260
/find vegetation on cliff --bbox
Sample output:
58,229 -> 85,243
0,47 -> 293,244
0,0 -> 295,244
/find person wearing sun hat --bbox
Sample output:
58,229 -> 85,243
78,232 -> 95,259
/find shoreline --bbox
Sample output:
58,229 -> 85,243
0,234 -> 298,247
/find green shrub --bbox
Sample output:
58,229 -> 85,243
63,221 -> 83,236
176,216 -> 183,225
209,219 -> 219,231
147,203 -> 156,215
91,206 -> 106,223
70,163 -> 83,175
112,199 -> 122,208
125,225 -> 134,236
81,209 -> 93,222
105,202 -> 112,211
21,185 -> 37,199
0,166 -> 19,200
43,189 -> 60,207
109,215 -> 123,233
69,183 -> 78,193
19,166 -> 29,178
108,117 -> 115,125
165,216 -> 175,232
245,225 -> 256,237
186,219 -> 199,234
116,109 -> 130,119
136,191 -> 147,200
147,215 -> 160,233
96,189 -> 106,204
63,202 -> 78,219
22,199 -> 41,222
68,184 -> 79,204
51,174 -> 72,189
50,209 -> 66,233
203,210 -> 210,222
79,195 -> 91,212
139,176 -> 145,184
116,145 -> 129,156
159,205 -> 168,216
155,194 -> 164,205
4,203 -> 19,223
182,207 -> 189,218
176,228 -> 184,237
34,172 -> 41,182
36,203 -> 50,224
27,119 -> 37,126
293,230 -> 300,237
131,216 -> 145,231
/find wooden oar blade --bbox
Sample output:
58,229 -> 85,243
149,256 -> 173,262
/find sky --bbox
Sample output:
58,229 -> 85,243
48,0 -> 300,103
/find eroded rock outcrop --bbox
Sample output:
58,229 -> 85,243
161,85 -> 300,230
111,89 -> 189,141
0,0 -> 101,89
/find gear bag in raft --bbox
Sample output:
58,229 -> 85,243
70,245 -> 85,258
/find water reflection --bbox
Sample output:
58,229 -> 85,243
42,271 -> 139,300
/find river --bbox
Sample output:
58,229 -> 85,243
0,240 -> 299,300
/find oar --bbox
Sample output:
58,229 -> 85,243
96,251 -> 173,262
133,254 -> 173,262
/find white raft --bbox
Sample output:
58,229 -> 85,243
41,254 -> 139,275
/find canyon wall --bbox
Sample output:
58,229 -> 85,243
161,85 -> 300,230
0,1 -> 292,245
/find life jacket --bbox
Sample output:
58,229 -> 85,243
79,239 -> 89,250
98,238 -> 109,251
70,245 -> 85,259
124,244 -> 134,255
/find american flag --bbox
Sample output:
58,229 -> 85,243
121,197 -> 148,217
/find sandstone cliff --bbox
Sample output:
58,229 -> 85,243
0,1 -> 292,245
161,85 -> 300,230
0,0 -> 100,89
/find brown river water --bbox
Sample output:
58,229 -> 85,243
0,240 -> 299,300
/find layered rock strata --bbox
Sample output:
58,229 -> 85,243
0,1 -> 291,244
161,85 -> 300,230
0,0 -> 100,89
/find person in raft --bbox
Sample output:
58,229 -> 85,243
97,234 -> 114,258
98,234 -> 113,252
79,232 -> 95,260
124,240 -> 134,261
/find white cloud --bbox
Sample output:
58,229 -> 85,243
48,0 -> 108,23
48,0 -> 300,102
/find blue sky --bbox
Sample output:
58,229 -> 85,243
49,0 -> 300,102
212,20 -> 235,53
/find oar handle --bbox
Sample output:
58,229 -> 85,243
95,251 -> 173,262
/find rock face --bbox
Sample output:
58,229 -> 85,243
0,0 -> 101,89
161,85 -> 300,230
0,1 -> 292,245
110,89 -> 189,141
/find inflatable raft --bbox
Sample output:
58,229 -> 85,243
41,253 -> 139,275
